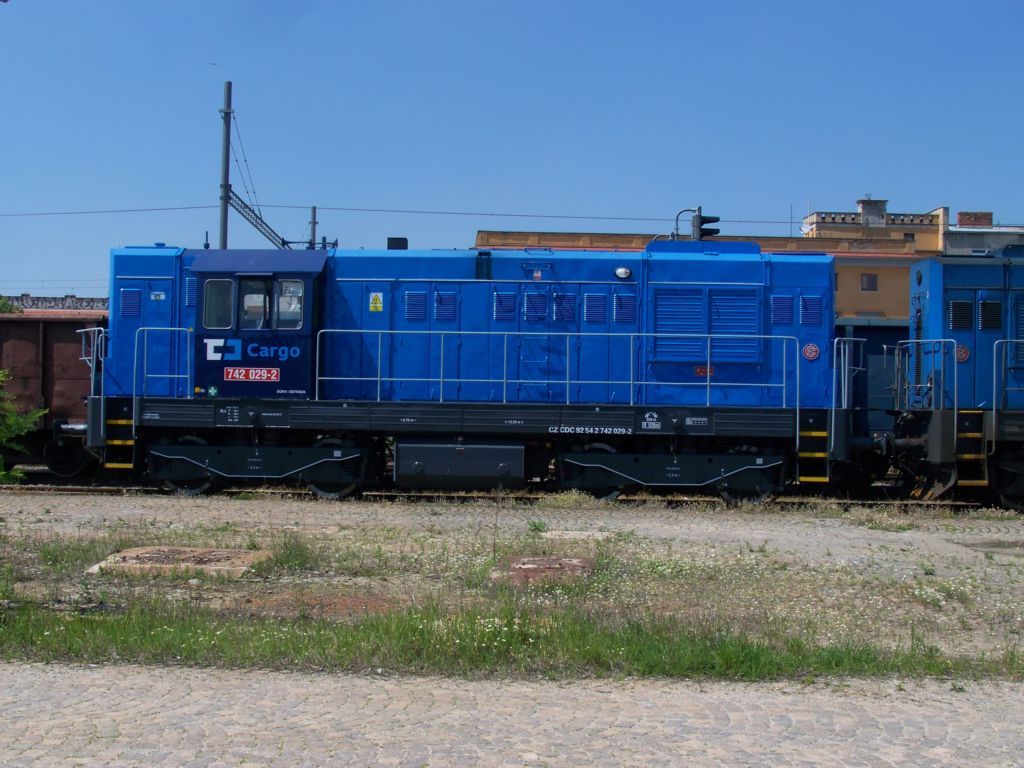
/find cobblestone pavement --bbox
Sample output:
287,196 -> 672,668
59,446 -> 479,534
2,662 -> 1022,767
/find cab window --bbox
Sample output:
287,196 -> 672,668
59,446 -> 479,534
240,279 -> 271,330
276,280 -> 303,329
203,279 -> 233,329
238,278 -> 304,330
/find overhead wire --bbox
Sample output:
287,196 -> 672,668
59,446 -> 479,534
3,204 -> 1022,228
231,114 -> 263,216
229,141 -> 255,210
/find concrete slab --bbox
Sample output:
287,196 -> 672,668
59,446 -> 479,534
85,547 -> 271,578
490,555 -> 594,586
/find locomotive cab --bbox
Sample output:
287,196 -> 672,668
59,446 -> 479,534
190,250 -> 327,400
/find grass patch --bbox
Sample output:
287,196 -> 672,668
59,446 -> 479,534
251,532 -> 328,576
2,599 -> 1012,680
0,562 -> 15,600
35,534 -> 143,577
537,490 -> 595,510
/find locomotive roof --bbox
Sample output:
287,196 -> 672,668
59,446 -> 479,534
187,249 -> 328,273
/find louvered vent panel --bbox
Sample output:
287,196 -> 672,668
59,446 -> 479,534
404,292 -> 427,321
800,295 -> 823,326
614,294 -> 637,323
770,295 -> 794,324
583,294 -> 607,323
654,289 -> 704,360
523,293 -> 547,321
120,288 -> 142,317
949,300 -> 973,330
184,277 -> 197,307
554,294 -> 576,321
710,290 -> 759,361
433,292 -> 456,322
493,292 -> 516,322
979,300 -> 1002,331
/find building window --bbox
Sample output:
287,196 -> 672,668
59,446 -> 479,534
860,273 -> 878,292
904,232 -> 916,241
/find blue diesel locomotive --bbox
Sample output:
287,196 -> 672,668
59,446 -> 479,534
893,250 -> 1024,507
83,238 -> 870,498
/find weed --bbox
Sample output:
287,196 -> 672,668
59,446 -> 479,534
0,562 -> 15,600
252,532 -> 327,576
920,562 -> 936,576
0,598 -> 1016,679
527,519 -> 548,534
538,490 -> 594,510
36,534 -> 141,577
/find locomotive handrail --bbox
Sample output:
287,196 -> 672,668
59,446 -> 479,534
77,327 -> 107,398
830,337 -> 866,453
895,338 -> 958,453
132,327 -> 194,437
315,328 -> 802,440
991,339 -> 1024,455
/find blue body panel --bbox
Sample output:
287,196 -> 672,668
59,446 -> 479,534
104,242 -> 837,412
104,246 -> 193,399
910,256 -> 1024,410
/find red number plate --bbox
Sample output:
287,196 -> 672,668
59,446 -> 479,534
224,367 -> 281,382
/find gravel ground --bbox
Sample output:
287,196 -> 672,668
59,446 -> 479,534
3,491 -> 1024,766
3,490 -> 1023,654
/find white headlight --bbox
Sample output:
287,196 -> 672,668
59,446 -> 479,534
615,266 -> 632,279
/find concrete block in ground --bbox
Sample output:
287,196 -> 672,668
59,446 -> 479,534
490,556 -> 594,587
85,547 -> 272,578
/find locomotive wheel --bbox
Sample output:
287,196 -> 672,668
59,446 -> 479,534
43,438 -> 96,479
575,443 -> 627,500
716,446 -> 778,505
160,435 -> 216,497
992,454 -> 1024,512
305,437 -> 361,500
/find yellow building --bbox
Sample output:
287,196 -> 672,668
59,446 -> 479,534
802,198 -> 948,252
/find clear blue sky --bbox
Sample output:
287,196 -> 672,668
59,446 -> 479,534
1,0 -> 1022,295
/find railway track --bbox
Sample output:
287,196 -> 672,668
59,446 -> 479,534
0,480 -> 984,512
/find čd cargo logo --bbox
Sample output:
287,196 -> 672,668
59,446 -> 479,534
204,339 -> 301,362
802,343 -> 820,361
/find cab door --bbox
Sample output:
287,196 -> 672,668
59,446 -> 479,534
195,274 -> 316,399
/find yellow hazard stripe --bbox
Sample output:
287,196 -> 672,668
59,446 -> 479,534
798,476 -> 830,483
103,462 -> 134,469
956,454 -> 987,461
958,479 -> 989,487
957,432 -> 983,438
799,452 -> 828,458
106,419 -> 133,425
799,431 -> 828,437
106,439 -> 134,446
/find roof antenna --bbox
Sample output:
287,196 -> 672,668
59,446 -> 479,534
203,230 -> 210,250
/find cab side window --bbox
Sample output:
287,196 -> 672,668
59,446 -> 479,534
237,278 -> 304,330
276,280 -> 303,329
203,279 -> 233,329
240,279 -> 271,330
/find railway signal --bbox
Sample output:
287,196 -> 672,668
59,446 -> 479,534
692,207 -> 720,240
